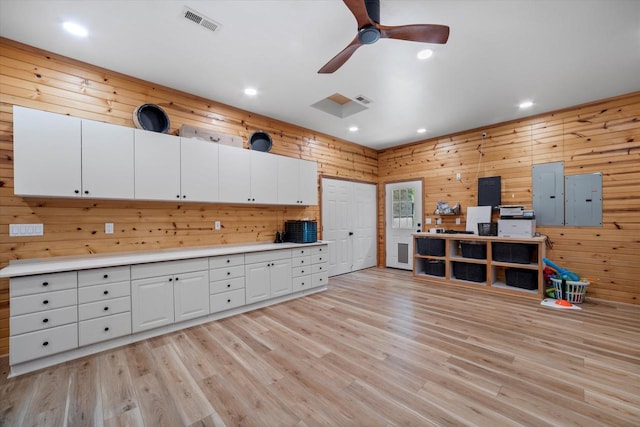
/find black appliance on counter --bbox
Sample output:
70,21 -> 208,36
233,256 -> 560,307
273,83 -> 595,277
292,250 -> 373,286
284,220 -> 318,243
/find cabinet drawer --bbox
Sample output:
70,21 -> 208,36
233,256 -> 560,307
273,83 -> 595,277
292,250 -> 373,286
245,248 -> 291,264
210,277 -> 245,294
78,281 -> 130,304
292,266 -> 311,278
291,255 -> 311,268
79,312 -> 132,347
10,271 -> 77,297
78,266 -> 130,287
209,253 -> 244,269
131,258 -> 208,279
312,253 -> 327,264
293,276 -> 312,292
311,245 -> 328,255
210,289 -> 245,313
11,288 -> 77,316
312,272 -> 329,288
10,323 -> 78,365
291,247 -> 313,257
11,306 -> 77,336
209,265 -> 244,282
311,262 -> 328,275
79,296 -> 131,321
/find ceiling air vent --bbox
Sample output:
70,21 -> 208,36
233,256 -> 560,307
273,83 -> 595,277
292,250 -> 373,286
354,95 -> 372,105
183,7 -> 221,33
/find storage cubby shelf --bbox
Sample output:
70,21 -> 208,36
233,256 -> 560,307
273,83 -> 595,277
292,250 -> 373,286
413,234 -> 546,299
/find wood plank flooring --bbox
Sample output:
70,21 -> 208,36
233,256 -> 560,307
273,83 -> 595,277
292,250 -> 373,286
1,267 -> 639,426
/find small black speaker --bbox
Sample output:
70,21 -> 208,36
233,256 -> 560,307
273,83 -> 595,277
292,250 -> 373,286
478,176 -> 501,210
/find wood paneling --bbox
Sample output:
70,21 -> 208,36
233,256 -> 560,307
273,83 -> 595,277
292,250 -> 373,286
0,38 -> 378,355
379,93 -> 640,305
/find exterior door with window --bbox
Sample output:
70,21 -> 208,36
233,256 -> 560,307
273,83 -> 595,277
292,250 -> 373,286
385,181 -> 422,270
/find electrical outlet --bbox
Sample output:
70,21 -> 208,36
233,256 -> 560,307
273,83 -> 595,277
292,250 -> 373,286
9,224 -> 43,236
214,221 -> 221,230
105,223 -> 114,234
455,172 -> 461,181
455,218 -> 461,225
436,218 -> 442,225
425,217 -> 432,225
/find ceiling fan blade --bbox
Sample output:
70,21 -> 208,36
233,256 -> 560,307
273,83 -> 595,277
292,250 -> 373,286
343,0 -> 375,28
378,24 -> 450,44
318,36 -> 364,74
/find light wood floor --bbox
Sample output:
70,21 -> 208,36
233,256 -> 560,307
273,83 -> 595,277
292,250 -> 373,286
1,267 -> 639,426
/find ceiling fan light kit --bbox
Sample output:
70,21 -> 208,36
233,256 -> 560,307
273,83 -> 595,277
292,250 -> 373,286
318,0 -> 450,73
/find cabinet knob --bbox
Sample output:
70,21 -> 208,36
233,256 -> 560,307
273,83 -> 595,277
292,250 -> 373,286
226,259 -> 230,263
84,190 -> 89,195
227,299 -> 231,303
227,271 -> 231,276
175,277 -> 179,281
104,306 -> 109,311
301,260 -> 304,264
43,299 -> 49,305
42,341 -> 49,347
301,250 -> 304,254
42,318 -> 49,323
74,190 -> 80,194
252,198 -> 255,202
301,282 -> 305,286
301,270 -> 305,274
104,327 -> 110,332
319,257 -> 323,261
103,274 -> 109,279
169,278 -> 173,281
183,195 -> 186,199
42,281 -> 49,287
177,195 -> 180,199
247,198 -> 251,201
103,290 -> 109,295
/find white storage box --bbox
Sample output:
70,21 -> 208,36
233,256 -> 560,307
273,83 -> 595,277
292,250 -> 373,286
179,124 -> 243,148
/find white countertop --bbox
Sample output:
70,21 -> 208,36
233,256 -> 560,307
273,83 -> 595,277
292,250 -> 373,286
0,241 -> 329,278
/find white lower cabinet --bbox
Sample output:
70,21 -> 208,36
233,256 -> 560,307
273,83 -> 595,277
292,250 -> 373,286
131,259 -> 209,333
10,323 -> 78,365
245,250 -> 292,303
79,312 -> 132,347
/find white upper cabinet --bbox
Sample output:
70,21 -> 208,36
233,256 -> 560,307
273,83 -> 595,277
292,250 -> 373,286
180,137 -> 219,203
13,106 -> 82,197
250,150 -> 278,204
277,155 -> 318,205
218,143 -> 251,203
134,129 -> 181,201
81,120 -> 134,199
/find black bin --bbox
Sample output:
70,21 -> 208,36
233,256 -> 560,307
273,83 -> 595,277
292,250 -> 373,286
505,268 -> 538,290
452,262 -> 486,282
492,242 -> 533,264
424,260 -> 445,277
460,241 -> 487,259
416,238 -> 445,256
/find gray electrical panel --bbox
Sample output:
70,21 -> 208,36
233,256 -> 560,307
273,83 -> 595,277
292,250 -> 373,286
532,162 -> 565,226
565,173 -> 603,227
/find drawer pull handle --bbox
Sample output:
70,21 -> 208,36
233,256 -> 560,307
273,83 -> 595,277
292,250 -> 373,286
42,281 -> 49,287
226,259 -> 230,263
104,306 -> 109,311
43,318 -> 49,323
42,341 -> 49,346
103,290 -> 109,295
103,274 -> 109,279
227,284 -> 231,288
301,250 -> 304,254
227,272 -> 231,276
169,278 -> 173,282
43,300 -> 49,305
301,260 -> 304,264
104,327 -> 110,332
301,270 -> 305,274
227,299 -> 231,303
301,282 -> 305,286
319,257 -> 323,261
175,277 -> 179,281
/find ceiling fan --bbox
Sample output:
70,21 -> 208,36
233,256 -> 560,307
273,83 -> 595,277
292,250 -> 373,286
318,0 -> 450,74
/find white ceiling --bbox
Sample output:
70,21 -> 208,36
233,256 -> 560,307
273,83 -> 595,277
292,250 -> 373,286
1,0 -> 639,150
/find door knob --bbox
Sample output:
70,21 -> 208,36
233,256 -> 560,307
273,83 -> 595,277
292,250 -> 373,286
348,232 -> 354,236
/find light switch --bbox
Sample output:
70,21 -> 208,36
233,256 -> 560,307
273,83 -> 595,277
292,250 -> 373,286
455,218 -> 461,225
215,221 -> 221,230
425,218 -> 432,225
9,223 -> 43,236
105,223 -> 114,234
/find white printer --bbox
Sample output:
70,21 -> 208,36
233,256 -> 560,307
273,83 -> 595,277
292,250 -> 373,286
498,206 -> 536,237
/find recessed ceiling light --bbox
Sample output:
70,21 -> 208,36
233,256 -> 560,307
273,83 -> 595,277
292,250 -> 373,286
244,87 -> 258,96
417,49 -> 433,60
519,100 -> 534,109
349,126 -> 358,132
417,128 -> 427,134
63,22 -> 88,37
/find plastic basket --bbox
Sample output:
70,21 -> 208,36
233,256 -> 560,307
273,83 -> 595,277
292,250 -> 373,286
550,277 -> 589,303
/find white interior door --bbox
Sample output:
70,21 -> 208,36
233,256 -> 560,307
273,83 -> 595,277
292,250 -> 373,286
385,181 -> 423,270
322,178 -> 377,277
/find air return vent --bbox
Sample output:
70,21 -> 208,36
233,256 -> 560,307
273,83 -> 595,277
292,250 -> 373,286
354,95 -> 372,105
183,7 -> 221,33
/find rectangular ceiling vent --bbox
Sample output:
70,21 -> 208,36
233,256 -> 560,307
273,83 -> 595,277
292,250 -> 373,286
354,95 -> 372,105
183,7 -> 221,33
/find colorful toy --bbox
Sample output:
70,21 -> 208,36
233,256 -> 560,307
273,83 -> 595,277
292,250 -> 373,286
542,258 -> 580,281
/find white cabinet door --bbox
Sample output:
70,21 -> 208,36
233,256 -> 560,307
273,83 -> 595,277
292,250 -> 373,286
276,155 -> 299,205
134,129 -> 181,201
218,144 -> 251,203
250,150 -> 278,204
299,159 -> 318,206
245,262 -> 270,304
13,106 -> 82,197
269,258 -> 293,298
173,270 -> 209,322
180,138 -> 219,202
82,120 -> 134,199
131,276 -> 174,332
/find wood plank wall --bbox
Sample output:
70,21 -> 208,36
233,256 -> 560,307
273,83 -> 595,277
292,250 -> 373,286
378,92 -> 640,305
0,38 -> 378,355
